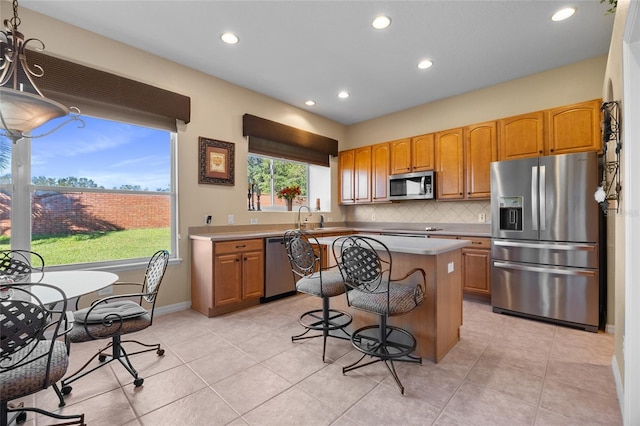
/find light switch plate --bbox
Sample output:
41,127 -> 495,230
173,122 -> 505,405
447,262 -> 454,273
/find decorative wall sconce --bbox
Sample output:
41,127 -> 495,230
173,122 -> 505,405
594,101 -> 621,214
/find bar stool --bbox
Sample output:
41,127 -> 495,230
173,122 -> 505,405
284,230 -> 352,361
332,235 -> 426,395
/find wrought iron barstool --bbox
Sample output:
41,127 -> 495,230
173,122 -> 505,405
285,230 -> 352,361
60,250 -> 169,394
1,282 -> 85,426
333,235 -> 426,395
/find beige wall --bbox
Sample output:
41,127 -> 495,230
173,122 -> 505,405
345,55 -> 606,149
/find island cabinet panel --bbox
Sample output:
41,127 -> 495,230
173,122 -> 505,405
332,247 -> 463,363
371,142 -> 390,202
191,238 -> 264,317
547,99 -> 602,155
464,121 -> 496,199
338,149 -> 356,204
435,128 -> 464,199
428,235 -> 491,297
498,111 -> 546,160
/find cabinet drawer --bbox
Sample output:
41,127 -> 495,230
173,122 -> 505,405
215,239 -> 263,255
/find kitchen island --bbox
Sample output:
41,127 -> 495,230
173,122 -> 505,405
316,234 -> 470,363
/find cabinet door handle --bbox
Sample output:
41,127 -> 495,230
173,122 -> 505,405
472,241 -> 482,244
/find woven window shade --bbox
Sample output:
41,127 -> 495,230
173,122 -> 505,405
25,50 -> 190,131
243,114 -> 338,167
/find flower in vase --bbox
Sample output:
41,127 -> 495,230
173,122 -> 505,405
276,185 -> 301,201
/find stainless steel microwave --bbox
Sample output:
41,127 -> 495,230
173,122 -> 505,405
388,171 -> 435,201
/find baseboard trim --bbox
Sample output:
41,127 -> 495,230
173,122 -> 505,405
612,354 -> 624,417
155,301 -> 191,316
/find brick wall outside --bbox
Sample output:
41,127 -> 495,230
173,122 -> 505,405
0,191 -> 170,237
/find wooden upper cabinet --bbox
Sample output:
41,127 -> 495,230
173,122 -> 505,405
435,128 -> 464,200
547,99 -> 601,155
498,111 -> 546,160
338,149 -> 355,204
390,138 -> 412,174
412,133 -> 435,172
371,142 -> 390,202
354,146 -> 372,203
390,134 -> 435,174
464,121 -> 496,199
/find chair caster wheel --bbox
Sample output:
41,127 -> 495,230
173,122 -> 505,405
98,354 -> 107,362
157,348 -> 165,356
16,411 -> 27,423
134,378 -> 144,387
61,385 -> 72,395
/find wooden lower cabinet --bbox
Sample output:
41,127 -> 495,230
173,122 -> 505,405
428,235 -> 491,297
191,238 -> 264,317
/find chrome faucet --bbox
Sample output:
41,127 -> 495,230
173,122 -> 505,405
297,205 -> 312,229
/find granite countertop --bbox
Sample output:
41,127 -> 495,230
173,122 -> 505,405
188,222 -> 491,242
316,233 -> 471,256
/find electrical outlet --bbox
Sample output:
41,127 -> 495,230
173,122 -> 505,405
250,218 -> 258,224
371,213 -> 376,221
227,214 -> 234,224
447,262 -> 454,273
478,213 -> 486,223
205,215 -> 212,225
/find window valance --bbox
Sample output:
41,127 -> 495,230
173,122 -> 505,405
243,114 -> 338,166
26,50 -> 191,129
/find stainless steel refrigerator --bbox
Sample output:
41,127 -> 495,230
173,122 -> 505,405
490,151 -> 601,332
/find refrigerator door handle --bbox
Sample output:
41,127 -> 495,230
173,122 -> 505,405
493,240 -> 597,251
493,261 -> 597,277
531,166 -> 538,230
539,165 -> 546,231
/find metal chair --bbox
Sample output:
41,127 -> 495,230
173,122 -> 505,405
60,250 -> 169,394
0,250 -> 45,281
1,282 -> 85,426
284,230 -> 352,361
332,235 -> 426,395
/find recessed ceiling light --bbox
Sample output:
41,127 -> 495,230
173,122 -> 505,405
418,59 -> 433,70
305,100 -> 316,106
338,91 -> 349,99
551,7 -> 575,21
221,32 -> 239,44
372,15 -> 391,30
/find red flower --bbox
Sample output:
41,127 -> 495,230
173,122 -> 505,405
276,185 -> 301,200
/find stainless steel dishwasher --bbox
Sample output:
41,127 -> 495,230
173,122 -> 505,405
262,237 -> 297,302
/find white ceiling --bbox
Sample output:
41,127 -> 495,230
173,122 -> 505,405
20,0 -> 615,125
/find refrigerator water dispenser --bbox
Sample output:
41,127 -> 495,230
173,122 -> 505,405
498,196 -> 523,231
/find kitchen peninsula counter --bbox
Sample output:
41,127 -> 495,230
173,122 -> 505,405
317,234 -> 470,363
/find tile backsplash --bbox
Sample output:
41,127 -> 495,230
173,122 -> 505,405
345,199 -> 491,224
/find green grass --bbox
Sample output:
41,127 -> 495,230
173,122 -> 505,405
0,228 -> 170,266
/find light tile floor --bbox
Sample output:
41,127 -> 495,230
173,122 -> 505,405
23,295 -> 621,425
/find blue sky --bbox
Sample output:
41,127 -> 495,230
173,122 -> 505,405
31,115 -> 171,190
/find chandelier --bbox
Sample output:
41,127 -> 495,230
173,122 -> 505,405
0,0 -> 83,143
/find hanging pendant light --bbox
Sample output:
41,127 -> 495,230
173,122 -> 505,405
1,0 -> 83,143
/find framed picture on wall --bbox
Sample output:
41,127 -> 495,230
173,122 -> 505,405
198,137 -> 235,185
